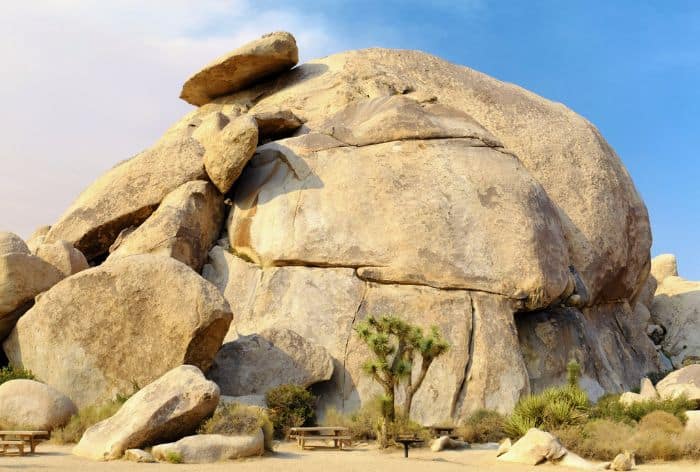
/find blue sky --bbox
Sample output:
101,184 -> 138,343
1,1 -> 698,278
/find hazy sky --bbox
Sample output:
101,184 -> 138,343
1,1 -> 698,278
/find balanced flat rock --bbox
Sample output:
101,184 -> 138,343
180,32 -> 298,106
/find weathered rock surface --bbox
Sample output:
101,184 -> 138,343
208,327 -> 334,396
517,303 -> 660,400
0,379 -> 77,430
220,395 -> 266,408
4,255 -> 232,407
180,32 -> 298,106
124,449 -> 155,463
152,431 -> 264,463
253,109 -> 303,140
108,181 -> 224,271
0,232 -> 29,255
655,364 -> 700,404
229,136 -> 570,309
0,253 -> 63,340
496,438 -> 511,457
26,226 -> 51,254
498,428 -> 566,465
73,365 -> 220,461
685,410 -> 700,434
651,254 -> 678,282
651,275 -> 700,367
194,114 -> 259,194
430,436 -> 469,452
607,452 -> 635,471
44,118 -> 208,260
36,240 -> 89,276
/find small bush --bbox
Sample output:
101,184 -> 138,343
198,402 -> 274,451
455,409 -> 507,443
322,396 -> 385,440
638,411 -> 684,435
0,365 -> 35,385
590,394 -> 692,424
505,385 -> 589,438
51,400 -> 124,444
165,451 -> 183,464
265,384 -> 316,439
554,420 -> 633,460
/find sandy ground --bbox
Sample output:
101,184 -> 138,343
0,442 -> 697,472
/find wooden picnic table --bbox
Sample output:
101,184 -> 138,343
0,430 -> 50,455
428,425 -> 457,438
395,435 -> 423,458
289,426 -> 351,450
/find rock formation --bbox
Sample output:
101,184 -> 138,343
4,255 -> 232,407
0,379 -> 77,430
2,31 -> 663,423
73,365 -> 220,461
152,430 -> 264,463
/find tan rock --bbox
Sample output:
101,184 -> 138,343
152,431 -> 264,463
107,181 -> 224,271
44,116 -> 207,260
219,395 -> 266,408
229,136 -> 570,309
684,410 -> 700,434
639,377 -> 658,399
253,109 -> 303,140
608,451 -> 635,471
430,435 -> 469,452
655,364 -> 700,404
36,240 -> 89,276
496,438 -> 511,457
208,327 -> 334,396
4,255 -> 232,408
619,392 -> 645,407
651,275 -> 700,367
0,379 -> 77,430
651,254 -> 678,282
194,114 -> 259,194
498,428 -> 566,465
73,365 -> 220,461
0,232 -> 29,256
212,47 -> 650,304
555,450 -> 596,470
0,253 -> 63,340
124,449 -> 155,463
180,31 -> 298,106
26,226 -> 51,254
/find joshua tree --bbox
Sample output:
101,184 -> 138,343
354,315 -> 450,423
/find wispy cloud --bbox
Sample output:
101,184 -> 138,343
0,1 -> 343,237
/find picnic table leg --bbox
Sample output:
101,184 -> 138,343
403,442 -> 409,458
30,439 -> 36,454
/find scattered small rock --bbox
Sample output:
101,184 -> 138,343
124,449 -> 155,463
430,435 -> 469,452
496,437 -> 511,457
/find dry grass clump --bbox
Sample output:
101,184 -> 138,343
455,409 -> 507,443
0,365 -> 35,385
51,400 -> 124,444
198,402 -> 274,451
554,413 -> 700,462
590,393 -> 692,424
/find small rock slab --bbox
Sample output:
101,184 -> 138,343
72,365 -> 220,461
498,428 -> 566,466
180,32 -> 298,106
0,232 -> 29,256
124,449 -> 155,463
207,327 -> 334,396
152,431 -> 264,463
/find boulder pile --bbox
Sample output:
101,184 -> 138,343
0,30 -> 670,431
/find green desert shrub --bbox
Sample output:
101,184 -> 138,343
322,395 -> 390,440
0,365 -> 35,385
265,384 -> 316,438
505,385 -> 589,438
590,394 -> 692,424
165,451 -> 183,464
455,409 -> 507,443
198,402 -> 274,451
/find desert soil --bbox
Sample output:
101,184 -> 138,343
0,442 -> 697,471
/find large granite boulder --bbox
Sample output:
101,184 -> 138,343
0,252 -> 63,340
180,31 -> 298,106
498,428 -> 566,466
152,431 -> 264,463
651,275 -> 700,367
0,232 -> 29,256
655,365 -> 700,404
194,113 -> 259,194
651,254 -> 678,282
36,240 -> 89,276
0,379 -> 77,430
108,181 -> 224,271
207,327 -> 334,396
3,255 -> 232,407
73,365 -> 219,461
43,118 -> 208,260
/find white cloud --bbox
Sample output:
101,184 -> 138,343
0,1 -> 343,237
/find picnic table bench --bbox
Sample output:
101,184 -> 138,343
428,425 -> 458,439
289,427 -> 351,450
0,430 -> 50,455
